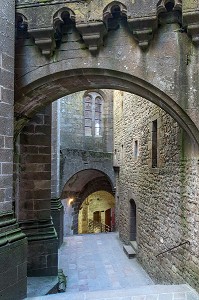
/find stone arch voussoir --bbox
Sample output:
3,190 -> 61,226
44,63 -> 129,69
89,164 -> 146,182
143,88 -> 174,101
14,68 -> 199,146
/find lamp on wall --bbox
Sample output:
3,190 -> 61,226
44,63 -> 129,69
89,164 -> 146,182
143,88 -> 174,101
68,198 -> 74,205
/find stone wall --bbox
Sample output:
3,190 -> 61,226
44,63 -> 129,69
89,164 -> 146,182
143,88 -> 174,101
18,106 -> 58,276
0,2 -> 15,213
59,90 -> 114,193
15,0 -> 199,149
0,1 -> 27,299
114,91 -> 199,292
51,100 -> 61,199
51,100 -> 64,247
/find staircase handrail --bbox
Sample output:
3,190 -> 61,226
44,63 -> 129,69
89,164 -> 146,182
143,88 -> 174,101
88,219 -> 113,232
156,240 -> 190,257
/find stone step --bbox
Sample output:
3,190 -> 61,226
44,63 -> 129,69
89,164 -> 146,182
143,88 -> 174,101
130,240 -> 138,252
26,284 -> 199,300
123,244 -> 136,258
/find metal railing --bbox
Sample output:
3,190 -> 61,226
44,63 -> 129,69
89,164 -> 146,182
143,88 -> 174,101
156,240 -> 190,257
88,219 -> 114,233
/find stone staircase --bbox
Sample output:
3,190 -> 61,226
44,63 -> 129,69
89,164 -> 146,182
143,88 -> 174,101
123,240 -> 137,258
26,284 -> 199,300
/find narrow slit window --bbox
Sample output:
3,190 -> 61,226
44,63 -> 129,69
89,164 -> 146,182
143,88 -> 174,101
95,96 -> 102,136
152,120 -> 157,168
134,140 -> 138,159
84,95 -> 92,136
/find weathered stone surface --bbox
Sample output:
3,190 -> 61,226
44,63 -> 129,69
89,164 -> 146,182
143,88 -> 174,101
57,91 -> 115,193
15,2 -> 199,145
0,212 -> 27,300
114,91 -> 199,292
51,198 -> 64,248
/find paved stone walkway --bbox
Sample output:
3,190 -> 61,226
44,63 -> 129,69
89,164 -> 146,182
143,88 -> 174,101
26,233 -> 199,300
59,232 -> 153,293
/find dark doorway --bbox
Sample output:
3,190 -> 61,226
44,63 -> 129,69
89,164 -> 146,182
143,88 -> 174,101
130,199 -> 136,241
105,208 -> 111,228
93,211 -> 101,223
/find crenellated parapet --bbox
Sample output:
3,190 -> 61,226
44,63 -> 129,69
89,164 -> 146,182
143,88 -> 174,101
15,0 -> 199,56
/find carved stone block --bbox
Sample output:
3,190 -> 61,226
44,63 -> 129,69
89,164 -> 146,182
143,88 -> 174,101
183,11 -> 199,45
76,21 -> 107,54
28,27 -> 56,56
128,16 -> 158,50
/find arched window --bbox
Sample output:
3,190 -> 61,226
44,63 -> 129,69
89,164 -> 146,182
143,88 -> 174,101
84,92 -> 103,137
84,95 -> 92,136
95,96 -> 102,136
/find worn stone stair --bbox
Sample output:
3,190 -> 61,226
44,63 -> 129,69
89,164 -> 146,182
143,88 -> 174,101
123,240 -> 137,258
26,284 -> 199,300
123,244 -> 136,258
130,240 -> 138,252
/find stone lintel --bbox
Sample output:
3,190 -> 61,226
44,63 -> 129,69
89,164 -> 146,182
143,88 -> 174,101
183,11 -> 199,45
28,27 -> 56,56
128,16 -> 158,50
76,21 -> 107,55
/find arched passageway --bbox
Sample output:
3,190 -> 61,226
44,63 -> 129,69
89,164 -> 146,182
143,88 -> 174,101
78,190 -> 115,234
60,169 -> 115,235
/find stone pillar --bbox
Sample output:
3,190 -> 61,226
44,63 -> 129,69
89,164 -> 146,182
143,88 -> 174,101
51,100 -> 64,247
19,106 -> 58,276
0,1 -> 27,299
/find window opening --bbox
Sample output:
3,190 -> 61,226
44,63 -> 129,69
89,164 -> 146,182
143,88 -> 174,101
152,119 -> 158,168
95,96 -> 102,136
134,140 -> 138,159
84,95 -> 92,136
84,92 -> 103,137
130,199 -> 136,241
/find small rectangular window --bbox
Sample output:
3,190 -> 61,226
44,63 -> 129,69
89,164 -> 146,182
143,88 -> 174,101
134,140 -> 138,159
152,120 -> 157,168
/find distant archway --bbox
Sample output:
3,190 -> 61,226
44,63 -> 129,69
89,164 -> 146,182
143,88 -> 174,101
60,169 -> 114,235
78,191 -> 115,234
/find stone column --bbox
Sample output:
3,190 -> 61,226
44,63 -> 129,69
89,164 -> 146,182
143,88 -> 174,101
51,100 -> 64,247
0,1 -> 27,299
18,106 -> 58,276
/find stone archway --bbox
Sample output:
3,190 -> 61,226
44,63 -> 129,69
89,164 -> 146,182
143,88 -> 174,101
15,68 -> 199,146
60,169 -> 114,235
13,0 -> 199,293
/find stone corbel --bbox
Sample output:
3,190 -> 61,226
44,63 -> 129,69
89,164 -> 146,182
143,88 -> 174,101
128,16 -> 158,50
76,21 -> 107,55
28,27 -> 56,56
183,11 -> 199,45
